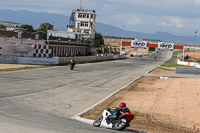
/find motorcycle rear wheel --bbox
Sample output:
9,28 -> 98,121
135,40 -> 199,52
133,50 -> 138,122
113,118 -> 128,131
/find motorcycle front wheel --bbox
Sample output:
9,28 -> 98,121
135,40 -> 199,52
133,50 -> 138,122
113,118 -> 128,131
93,116 -> 103,127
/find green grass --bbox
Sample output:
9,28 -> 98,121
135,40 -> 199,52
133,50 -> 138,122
161,63 -> 193,67
145,51 -> 153,56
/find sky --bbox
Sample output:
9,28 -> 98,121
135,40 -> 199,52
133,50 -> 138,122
1,0 -> 200,36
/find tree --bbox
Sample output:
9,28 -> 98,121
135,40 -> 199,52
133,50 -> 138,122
20,24 -> 34,32
94,33 -> 104,47
0,24 -> 6,30
37,23 -> 53,32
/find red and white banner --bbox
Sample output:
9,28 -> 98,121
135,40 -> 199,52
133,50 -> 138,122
158,42 -> 174,50
131,40 -> 148,48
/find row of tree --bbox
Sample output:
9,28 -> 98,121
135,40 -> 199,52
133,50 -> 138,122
0,23 -> 53,33
19,23 -> 54,33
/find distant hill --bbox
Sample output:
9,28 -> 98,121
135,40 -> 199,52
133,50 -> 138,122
0,9 -> 69,31
0,9 -> 199,44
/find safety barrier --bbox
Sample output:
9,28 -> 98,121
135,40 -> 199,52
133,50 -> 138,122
176,67 -> 200,74
177,60 -> 200,68
0,55 -> 126,65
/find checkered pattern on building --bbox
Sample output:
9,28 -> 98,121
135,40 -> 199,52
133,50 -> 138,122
32,45 -> 52,57
6,27 -> 16,31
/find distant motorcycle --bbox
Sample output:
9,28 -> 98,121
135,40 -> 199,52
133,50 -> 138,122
93,108 -> 134,131
70,59 -> 75,70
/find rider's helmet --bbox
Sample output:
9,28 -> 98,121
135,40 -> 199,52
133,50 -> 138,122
119,102 -> 126,107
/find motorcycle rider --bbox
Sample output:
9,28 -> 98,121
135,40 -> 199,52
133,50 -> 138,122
70,58 -> 75,65
106,102 -> 131,124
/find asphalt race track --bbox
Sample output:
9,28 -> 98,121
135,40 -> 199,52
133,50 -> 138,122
0,50 -> 172,133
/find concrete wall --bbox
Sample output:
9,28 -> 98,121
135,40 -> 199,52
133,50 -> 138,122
0,55 -> 126,65
0,30 -> 44,40
18,57 -> 59,65
0,43 -> 34,57
0,56 -> 58,65
0,30 -> 17,38
0,56 -> 18,64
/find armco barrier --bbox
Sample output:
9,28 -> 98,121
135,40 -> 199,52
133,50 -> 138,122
176,67 -> 200,74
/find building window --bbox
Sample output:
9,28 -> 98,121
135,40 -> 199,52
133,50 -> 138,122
84,30 -> 89,33
78,13 -> 89,18
81,22 -> 89,27
91,14 -> 94,18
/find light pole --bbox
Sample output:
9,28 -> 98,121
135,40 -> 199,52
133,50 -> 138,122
194,31 -> 197,44
120,25 -> 125,55
182,46 -> 185,61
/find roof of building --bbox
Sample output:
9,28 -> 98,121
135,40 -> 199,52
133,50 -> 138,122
0,21 -> 24,25
75,9 -> 96,13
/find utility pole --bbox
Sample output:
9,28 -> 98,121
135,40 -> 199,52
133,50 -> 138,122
105,26 -> 108,36
182,46 -> 185,61
120,26 -> 125,55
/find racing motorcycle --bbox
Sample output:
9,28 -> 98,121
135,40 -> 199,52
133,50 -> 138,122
69,59 -> 75,70
93,108 -> 134,131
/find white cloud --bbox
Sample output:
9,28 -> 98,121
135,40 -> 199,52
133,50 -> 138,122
160,16 -> 183,29
127,18 -> 142,26
160,22 -> 173,27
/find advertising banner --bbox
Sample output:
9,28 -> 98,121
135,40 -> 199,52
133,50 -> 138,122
158,42 -> 174,50
0,43 -> 34,57
131,40 -> 148,48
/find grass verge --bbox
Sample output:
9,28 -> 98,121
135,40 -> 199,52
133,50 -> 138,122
161,63 -> 194,67
161,50 -> 196,67
145,51 -> 153,56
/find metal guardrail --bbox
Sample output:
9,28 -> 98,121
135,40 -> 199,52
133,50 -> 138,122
176,67 -> 200,74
